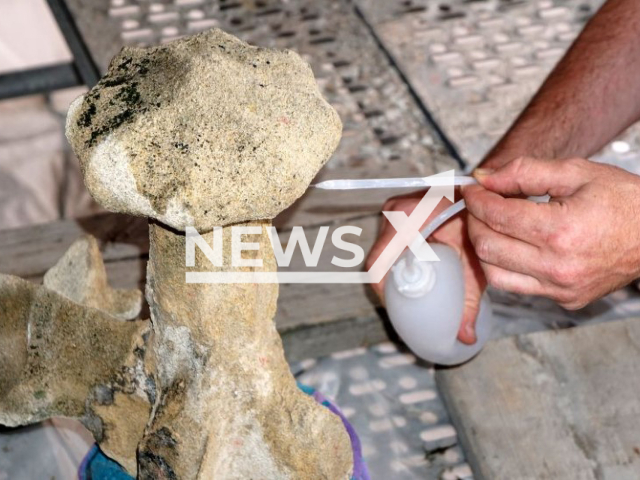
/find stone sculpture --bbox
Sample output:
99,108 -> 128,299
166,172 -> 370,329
0,236 -> 151,474
0,29 -> 353,479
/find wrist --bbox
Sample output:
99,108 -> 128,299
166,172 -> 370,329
479,144 -> 528,170
479,134 -> 563,170
478,114 -> 573,170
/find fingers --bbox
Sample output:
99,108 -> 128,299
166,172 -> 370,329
466,215 -> 546,277
481,263 -> 546,296
367,192 -> 490,348
458,295 -> 480,345
475,157 -> 594,198
465,202 -> 548,295
457,237 -> 486,345
462,185 -> 555,246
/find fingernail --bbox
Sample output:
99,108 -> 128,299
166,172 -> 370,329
473,168 -> 494,179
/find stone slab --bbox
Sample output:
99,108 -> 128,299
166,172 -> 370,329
436,317 -> 640,480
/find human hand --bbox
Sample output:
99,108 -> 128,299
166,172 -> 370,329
462,156 -> 640,309
365,191 -> 487,344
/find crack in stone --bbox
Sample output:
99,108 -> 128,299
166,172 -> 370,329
566,422 -> 603,480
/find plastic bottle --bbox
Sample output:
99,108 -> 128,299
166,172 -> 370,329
384,201 -> 494,365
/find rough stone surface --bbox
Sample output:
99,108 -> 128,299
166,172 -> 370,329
65,28 -> 342,231
62,27 -> 352,478
0,272 -> 151,474
43,234 -> 142,320
140,222 -> 352,479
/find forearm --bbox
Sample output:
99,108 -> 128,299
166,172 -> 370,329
482,0 -> 640,169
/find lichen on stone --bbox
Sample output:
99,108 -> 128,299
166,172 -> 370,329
66,28 -> 342,231
0,272 -> 151,473
58,27 -> 352,479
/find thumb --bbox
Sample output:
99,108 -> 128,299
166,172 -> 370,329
474,157 -> 592,198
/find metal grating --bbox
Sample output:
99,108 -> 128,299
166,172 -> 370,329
98,0 -> 457,176
293,343 -> 473,480
355,0 -> 640,172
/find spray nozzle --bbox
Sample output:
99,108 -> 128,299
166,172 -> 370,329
392,199 -> 467,298
392,255 -> 436,298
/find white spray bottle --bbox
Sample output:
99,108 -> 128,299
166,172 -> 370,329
384,200 -> 494,366
313,174 -> 494,365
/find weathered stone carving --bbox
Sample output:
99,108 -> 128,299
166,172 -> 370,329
1,28 -> 354,478
43,234 -> 143,321
0,237 -> 151,474
65,29 -> 342,232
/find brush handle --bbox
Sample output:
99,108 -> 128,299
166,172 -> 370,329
312,175 -> 477,190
